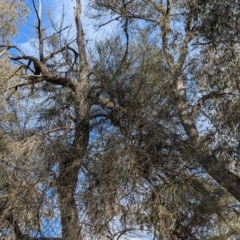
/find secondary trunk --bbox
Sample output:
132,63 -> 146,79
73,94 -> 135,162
175,76 -> 240,201
57,105 -> 90,240
56,0 -> 90,238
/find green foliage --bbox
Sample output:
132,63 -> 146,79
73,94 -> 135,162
1,0 -> 240,239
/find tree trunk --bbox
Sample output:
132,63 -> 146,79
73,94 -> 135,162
57,89 -> 90,239
56,0 -> 90,238
57,156 -> 82,240
175,76 -> 240,201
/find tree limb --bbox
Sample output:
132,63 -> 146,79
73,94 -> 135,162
43,39 -> 77,62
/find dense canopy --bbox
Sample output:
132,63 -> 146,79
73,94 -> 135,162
0,0 -> 240,239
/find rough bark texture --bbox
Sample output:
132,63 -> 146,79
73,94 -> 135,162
2,0 -> 90,239
175,75 -> 240,200
160,2 -> 240,202
56,0 -> 90,239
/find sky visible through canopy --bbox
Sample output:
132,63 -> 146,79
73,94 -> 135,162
11,1 -> 152,239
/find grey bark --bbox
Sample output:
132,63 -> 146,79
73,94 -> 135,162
56,0 -> 90,239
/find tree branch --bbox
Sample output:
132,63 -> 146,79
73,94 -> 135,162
10,55 -> 76,90
192,91 -> 230,117
96,97 -> 126,112
0,44 -> 25,56
75,0 -> 88,72
43,26 -> 69,41
43,39 -> 77,62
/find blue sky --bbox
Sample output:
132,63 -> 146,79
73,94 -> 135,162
10,2 -> 150,239
13,0 -> 119,56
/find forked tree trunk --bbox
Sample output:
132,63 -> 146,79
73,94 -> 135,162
56,0 -> 90,239
161,2 -> 240,202
57,100 -> 90,240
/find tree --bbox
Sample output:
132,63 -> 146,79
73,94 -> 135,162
86,0 -> 240,238
1,0 -> 240,239
0,0 -> 88,239
0,0 -> 28,44
89,0 -> 240,191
